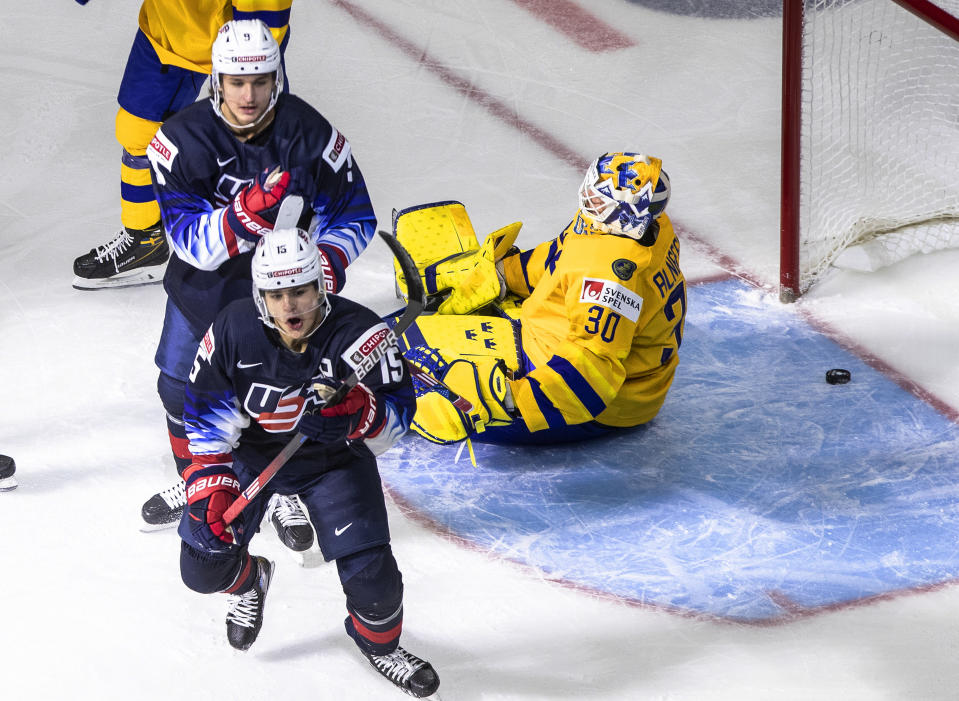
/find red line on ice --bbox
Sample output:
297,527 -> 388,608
509,0 -> 636,51
331,0 -> 585,170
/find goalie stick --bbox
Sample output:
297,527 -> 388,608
223,230 -> 426,526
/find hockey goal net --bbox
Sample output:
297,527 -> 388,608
780,0 -> 959,301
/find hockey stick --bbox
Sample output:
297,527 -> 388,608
273,193 -> 304,230
407,362 -> 474,413
223,230 -> 426,525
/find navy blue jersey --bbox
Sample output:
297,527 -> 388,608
184,295 -> 415,477
146,93 -> 376,336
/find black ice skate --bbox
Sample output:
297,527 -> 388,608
0,454 -> 17,492
363,645 -> 440,698
72,223 -> 169,290
269,494 -> 314,552
226,556 -> 274,651
140,479 -> 186,531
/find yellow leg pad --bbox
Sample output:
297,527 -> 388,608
410,356 -> 513,444
393,201 -> 480,298
411,392 -> 471,444
399,314 -> 522,374
442,357 -> 513,425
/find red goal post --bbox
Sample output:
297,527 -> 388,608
780,0 -> 959,302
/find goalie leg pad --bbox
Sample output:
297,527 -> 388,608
391,201 -> 522,315
392,201 -> 479,300
409,354 -> 514,444
398,314 -> 522,374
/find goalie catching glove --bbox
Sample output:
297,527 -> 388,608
424,221 -> 521,314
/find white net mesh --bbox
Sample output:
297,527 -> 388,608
799,0 -> 959,288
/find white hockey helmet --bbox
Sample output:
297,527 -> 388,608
211,19 -> 284,130
252,228 -> 328,330
578,152 -> 671,239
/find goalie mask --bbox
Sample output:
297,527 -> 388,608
578,152 -> 671,239
211,19 -> 284,131
252,228 -> 329,333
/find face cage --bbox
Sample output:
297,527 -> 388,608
579,180 -> 622,223
579,180 -> 655,235
211,67 -> 284,131
253,281 -> 329,339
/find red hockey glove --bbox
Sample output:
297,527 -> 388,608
224,166 -> 291,242
184,464 -> 242,553
318,244 -> 347,294
298,382 -> 385,444
323,382 -> 385,440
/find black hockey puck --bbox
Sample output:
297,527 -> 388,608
825,369 -> 851,385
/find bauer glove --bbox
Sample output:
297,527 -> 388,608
223,166 -> 291,242
298,381 -> 385,444
183,463 -> 242,553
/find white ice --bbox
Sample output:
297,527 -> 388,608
3,1 -> 959,699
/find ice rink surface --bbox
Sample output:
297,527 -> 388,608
3,1 -> 959,699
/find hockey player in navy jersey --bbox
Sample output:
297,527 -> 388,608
179,227 -> 439,698
140,19 -> 376,546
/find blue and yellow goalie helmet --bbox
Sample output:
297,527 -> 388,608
578,152 -> 670,238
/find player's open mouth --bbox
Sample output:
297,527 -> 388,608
284,316 -> 303,331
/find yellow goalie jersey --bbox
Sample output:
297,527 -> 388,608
502,210 -> 686,432
138,0 -> 291,73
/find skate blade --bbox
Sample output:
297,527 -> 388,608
289,539 -> 326,568
139,518 -> 179,533
72,266 -> 166,290
0,476 -> 18,491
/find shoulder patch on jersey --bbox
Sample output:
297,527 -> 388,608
580,278 -> 642,323
200,326 -> 216,358
612,258 -> 637,281
146,127 -> 179,186
342,322 -> 394,378
189,325 -> 217,383
322,128 -> 352,172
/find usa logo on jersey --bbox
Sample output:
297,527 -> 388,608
243,379 -> 327,432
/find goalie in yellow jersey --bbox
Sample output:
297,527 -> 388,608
391,151 -> 687,445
